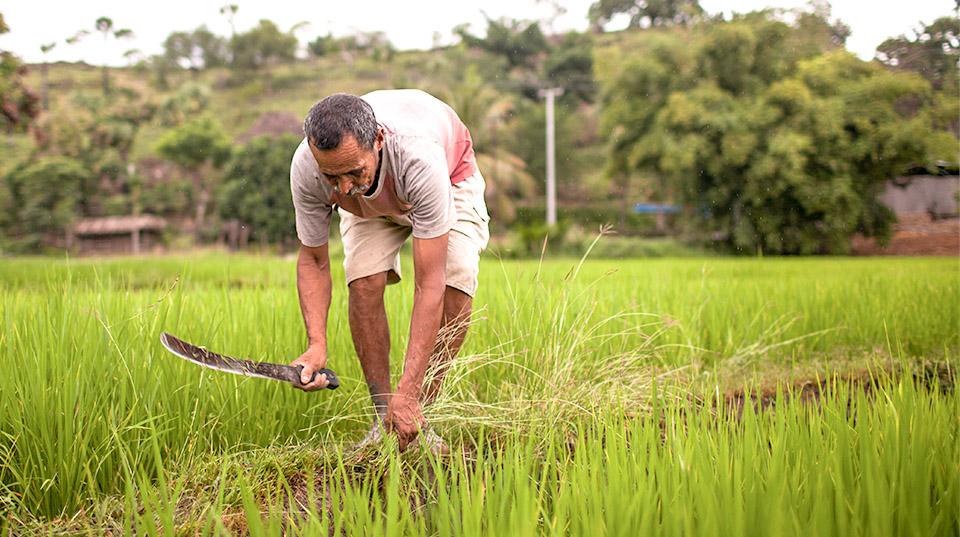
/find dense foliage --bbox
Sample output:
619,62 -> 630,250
217,134 -> 301,245
0,4 -> 956,254
154,116 -> 231,237
455,17 -> 549,69
0,89 -> 156,250
229,19 -> 297,72
876,16 -> 959,92
588,0 -> 704,31
0,14 -> 39,133
1,157 -> 90,251
163,26 -> 229,71
597,14 -> 956,253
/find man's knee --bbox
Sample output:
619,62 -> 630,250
349,272 -> 388,302
443,286 -> 472,324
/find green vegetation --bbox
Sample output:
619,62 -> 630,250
1,4 -> 955,255
155,115 -> 231,239
1,3 -> 957,535
597,15 -> 956,254
0,253 -> 956,533
0,13 -> 40,133
218,134 -> 302,246
877,16 -> 959,92
0,156 -> 91,252
588,0 -> 705,31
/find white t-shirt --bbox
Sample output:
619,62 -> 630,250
290,90 -> 477,247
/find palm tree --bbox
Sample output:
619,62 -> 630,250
476,149 -> 537,223
219,4 -> 239,37
442,65 -> 538,224
39,42 -> 56,110
94,17 -> 133,96
66,19 -> 134,96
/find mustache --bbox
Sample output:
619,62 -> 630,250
333,183 -> 370,196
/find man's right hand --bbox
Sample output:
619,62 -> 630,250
291,346 -> 330,391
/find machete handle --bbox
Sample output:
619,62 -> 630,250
298,366 -> 340,390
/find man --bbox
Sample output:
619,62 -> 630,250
288,90 -> 490,451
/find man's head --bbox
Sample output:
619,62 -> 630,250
303,93 -> 384,196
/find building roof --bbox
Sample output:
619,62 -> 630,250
73,215 -> 167,235
903,161 -> 960,177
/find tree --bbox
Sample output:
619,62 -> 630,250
163,26 -> 228,71
39,42 -> 56,110
456,17 -> 549,69
337,31 -> 395,62
595,29 -> 697,206
230,19 -> 297,70
229,19 -> 298,92
790,0 -> 850,57
144,54 -> 176,90
0,14 -> 40,134
155,83 -> 210,127
544,31 -> 596,103
696,14 -> 801,95
220,4 -> 238,38
155,116 -> 230,240
307,33 -> 339,57
438,65 -> 538,223
33,88 -> 155,216
876,16 -> 959,92
217,134 -> 301,246
507,97 -> 585,198
588,0 -> 703,32
138,177 -> 192,218
65,18 -> 134,96
597,10 -> 955,254
476,148 -> 537,224
122,48 -> 144,67
94,17 -> 134,95
2,157 -> 91,251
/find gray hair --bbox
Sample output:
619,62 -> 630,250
303,93 -> 378,150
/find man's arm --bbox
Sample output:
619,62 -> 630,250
291,242 -> 333,391
386,233 -> 448,446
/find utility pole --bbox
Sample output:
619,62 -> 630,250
538,87 -> 564,227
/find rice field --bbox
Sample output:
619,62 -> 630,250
0,252 -> 957,535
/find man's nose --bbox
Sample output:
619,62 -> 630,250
338,177 -> 353,194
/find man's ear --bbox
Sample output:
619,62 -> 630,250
375,128 -> 385,151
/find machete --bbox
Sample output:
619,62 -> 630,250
159,332 -> 340,390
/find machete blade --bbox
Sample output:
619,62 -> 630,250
159,332 -> 339,389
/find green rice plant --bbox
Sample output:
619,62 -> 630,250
0,253 -> 957,533
190,376 -> 956,537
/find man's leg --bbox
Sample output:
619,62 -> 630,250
422,169 -> 490,408
421,286 -> 473,406
348,272 -> 392,420
340,208 -> 410,426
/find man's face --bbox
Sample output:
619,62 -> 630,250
309,130 -> 384,197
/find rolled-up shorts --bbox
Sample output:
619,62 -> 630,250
338,171 -> 490,297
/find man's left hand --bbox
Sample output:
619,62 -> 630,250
385,393 -> 425,450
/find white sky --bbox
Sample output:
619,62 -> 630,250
0,0 -> 955,65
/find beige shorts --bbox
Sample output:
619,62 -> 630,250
338,172 -> 490,297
